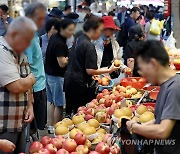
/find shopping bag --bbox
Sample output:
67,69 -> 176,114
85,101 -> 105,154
150,19 -> 161,36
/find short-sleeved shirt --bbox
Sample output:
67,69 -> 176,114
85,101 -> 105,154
45,33 -> 68,77
65,34 -> 98,83
145,21 -> 160,41
25,33 -> 46,92
155,75 -> 180,154
0,37 -> 30,132
0,17 -> 12,36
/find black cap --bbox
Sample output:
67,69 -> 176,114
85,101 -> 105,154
48,7 -> 64,19
129,24 -> 144,40
65,12 -> 80,23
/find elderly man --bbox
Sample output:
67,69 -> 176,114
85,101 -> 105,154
24,3 -> 47,137
0,16 -> 36,153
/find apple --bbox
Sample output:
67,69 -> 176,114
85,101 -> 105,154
38,148 -> 51,154
121,78 -> 128,82
84,139 -> 91,149
125,92 -> 132,98
95,112 -> 107,123
87,102 -> 97,109
107,107 -> 114,116
78,106 -> 87,112
113,90 -> 119,96
50,138 -> 63,149
102,89 -> 109,95
72,116 -> 85,125
101,77 -> 109,83
74,133 -> 86,145
40,136 -> 51,146
86,108 -> 95,116
70,152 -> 77,154
119,86 -> 126,93
95,104 -> 106,113
89,151 -> 100,154
76,145 -> 89,154
95,142 -> 110,154
85,114 -> 94,121
96,93 -> 103,101
115,95 -> 123,103
110,94 -> 115,100
29,141 -> 43,153
97,128 -> 106,134
45,144 -> 57,154
56,149 -> 69,154
98,98 -> 105,105
131,79 -> 137,82
69,128 -> 82,139
56,135 -> 65,142
77,111 -> 86,118
55,121 -> 68,128
102,81 -> 109,86
62,118 -> 73,127
114,59 -> 121,67
104,97 -> 113,107
62,139 -> 77,153
77,123 -> 89,131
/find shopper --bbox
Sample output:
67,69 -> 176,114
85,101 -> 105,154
126,41 -> 180,154
117,6 -> 127,26
64,16 -> 120,115
0,4 -> 12,36
45,19 -> 75,132
40,19 -> 59,62
77,5 -> 86,23
25,3 -> 47,138
145,11 -> 161,41
123,24 -> 144,76
0,16 -> 36,153
117,7 -> 140,48
64,5 -> 71,17
48,7 -> 64,21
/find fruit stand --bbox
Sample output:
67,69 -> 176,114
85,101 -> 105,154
29,77 -> 158,154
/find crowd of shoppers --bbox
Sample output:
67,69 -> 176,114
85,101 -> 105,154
0,2 -> 172,153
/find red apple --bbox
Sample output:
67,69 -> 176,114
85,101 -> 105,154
89,151 -> 100,154
87,102 -> 97,109
56,135 -> 65,141
70,152 -> 77,154
95,142 -> 110,154
50,138 -> 63,149
56,149 -> 69,154
102,89 -> 109,95
29,141 -> 43,153
85,114 -> 94,121
110,94 -> 115,100
107,107 -> 114,116
86,108 -> 95,116
62,139 -> 77,153
115,95 -> 123,103
78,106 -> 87,112
95,104 -> 106,113
125,93 -> 132,98
96,93 -> 103,101
45,144 -> 57,154
77,111 -> 86,118
38,148 -> 51,154
40,136 -> 52,147
74,133 -> 86,145
76,145 -> 89,154
104,98 -> 113,107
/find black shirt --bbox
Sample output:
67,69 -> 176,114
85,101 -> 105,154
124,40 -> 143,77
100,42 -> 113,68
65,34 -> 98,83
45,33 -> 68,77
155,75 -> 180,154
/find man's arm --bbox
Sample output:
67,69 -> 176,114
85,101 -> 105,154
6,73 -> 36,94
57,57 -> 68,68
127,119 -> 176,139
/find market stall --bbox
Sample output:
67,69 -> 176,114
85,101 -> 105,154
29,74 -> 157,154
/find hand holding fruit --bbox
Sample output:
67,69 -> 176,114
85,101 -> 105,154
109,62 -> 120,73
124,67 -> 132,76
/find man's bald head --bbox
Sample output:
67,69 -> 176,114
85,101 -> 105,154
5,16 -> 37,54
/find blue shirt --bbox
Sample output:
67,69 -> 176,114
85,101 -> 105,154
0,17 -> 12,36
25,34 -> 46,92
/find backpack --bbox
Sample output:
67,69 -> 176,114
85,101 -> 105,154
149,19 -> 161,36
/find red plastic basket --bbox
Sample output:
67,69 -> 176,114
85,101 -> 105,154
174,63 -> 180,70
120,77 -> 146,89
143,86 -> 160,100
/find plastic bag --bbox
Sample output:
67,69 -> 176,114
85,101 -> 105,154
150,19 -> 161,35
164,32 -> 176,50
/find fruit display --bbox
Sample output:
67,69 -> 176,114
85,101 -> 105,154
97,76 -> 111,86
120,77 -> 146,89
30,77 -> 157,154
